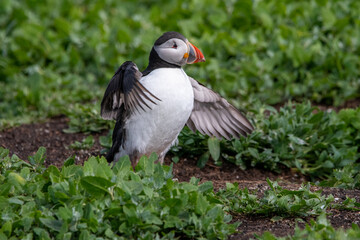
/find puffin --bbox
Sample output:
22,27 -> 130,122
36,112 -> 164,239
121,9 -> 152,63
100,31 -> 253,166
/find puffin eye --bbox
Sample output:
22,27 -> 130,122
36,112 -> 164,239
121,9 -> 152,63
172,42 -> 177,48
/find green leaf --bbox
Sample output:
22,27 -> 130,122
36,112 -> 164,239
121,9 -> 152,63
162,198 -> 183,215
197,152 -> 210,168
33,228 -> 51,240
136,153 -> 156,175
123,205 -> 136,218
47,165 -> 61,183
0,197 -> 8,209
113,155 -> 132,177
171,156 -> 179,163
0,233 -> 7,240
206,206 -> 222,220
79,230 -> 91,240
144,214 -> 162,225
288,134 -> 307,145
57,207 -> 73,222
64,156 -> 75,166
196,194 -> 209,215
258,231 -> 277,240
80,176 -> 115,196
95,161 -> 113,179
39,218 -> 62,232
62,165 -> 83,178
69,136 -> 94,150
322,160 -> 334,169
248,147 -> 260,159
0,183 -> 11,196
28,147 -> 46,166
208,137 -> 220,161
198,181 -> 213,193
8,197 -> 24,205
321,8 -> 336,29
1,221 -> 12,237
8,172 -> 26,186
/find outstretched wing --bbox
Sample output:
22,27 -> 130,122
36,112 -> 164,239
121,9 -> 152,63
100,61 -> 160,120
186,77 -> 254,140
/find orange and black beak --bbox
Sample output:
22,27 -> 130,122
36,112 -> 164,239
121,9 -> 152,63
185,41 -> 205,64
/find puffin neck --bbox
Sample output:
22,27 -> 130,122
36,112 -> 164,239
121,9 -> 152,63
142,47 -> 181,76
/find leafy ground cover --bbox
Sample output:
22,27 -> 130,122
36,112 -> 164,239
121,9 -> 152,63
172,103 -> 360,182
1,146 -> 360,239
256,214 -> 360,240
0,148 -> 236,239
1,117 -> 360,239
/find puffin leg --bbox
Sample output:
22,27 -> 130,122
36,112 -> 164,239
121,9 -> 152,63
156,138 -> 178,165
129,151 -> 141,169
156,154 -> 165,165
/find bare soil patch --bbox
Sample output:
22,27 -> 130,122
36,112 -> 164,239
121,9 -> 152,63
0,116 -> 359,239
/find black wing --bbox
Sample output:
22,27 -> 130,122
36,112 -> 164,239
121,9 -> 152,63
186,77 -> 254,140
100,61 -> 160,120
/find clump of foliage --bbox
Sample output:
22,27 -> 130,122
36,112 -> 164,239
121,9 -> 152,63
256,214 -> 360,240
173,102 -> 360,183
1,0 -> 360,188
63,104 -> 114,134
0,147 -> 236,239
232,103 -> 360,178
69,136 -> 95,150
319,165 -> 360,189
217,179 -> 335,217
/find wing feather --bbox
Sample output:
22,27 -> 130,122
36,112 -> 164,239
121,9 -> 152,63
187,77 -> 253,139
100,61 -> 160,120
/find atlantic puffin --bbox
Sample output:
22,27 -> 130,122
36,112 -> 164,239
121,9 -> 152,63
101,31 -> 253,166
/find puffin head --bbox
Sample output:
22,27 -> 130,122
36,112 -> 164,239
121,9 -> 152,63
153,31 -> 205,66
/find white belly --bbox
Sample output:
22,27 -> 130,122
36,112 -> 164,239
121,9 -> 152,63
121,68 -> 194,156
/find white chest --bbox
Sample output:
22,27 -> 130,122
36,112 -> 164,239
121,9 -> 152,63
141,68 -> 194,117
124,68 -> 194,154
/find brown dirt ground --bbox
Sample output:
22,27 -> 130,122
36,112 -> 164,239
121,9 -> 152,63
0,115 -> 359,239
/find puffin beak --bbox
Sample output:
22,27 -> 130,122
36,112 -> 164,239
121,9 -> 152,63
186,42 -> 205,64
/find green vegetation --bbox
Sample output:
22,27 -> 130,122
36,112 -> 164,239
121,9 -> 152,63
256,214 -> 360,240
173,103 -> 360,183
69,136 -> 95,150
1,0 -> 359,184
1,148 -> 359,239
1,0 -> 360,127
0,148 -> 236,239
218,179 -> 335,217
219,179 -> 359,217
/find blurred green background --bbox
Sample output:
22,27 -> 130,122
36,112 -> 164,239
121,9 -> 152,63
1,0 -> 360,127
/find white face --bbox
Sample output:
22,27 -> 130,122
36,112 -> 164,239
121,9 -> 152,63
153,38 -> 189,66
